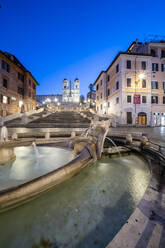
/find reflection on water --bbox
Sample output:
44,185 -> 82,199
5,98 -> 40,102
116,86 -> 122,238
0,154 -> 150,248
0,146 -> 75,191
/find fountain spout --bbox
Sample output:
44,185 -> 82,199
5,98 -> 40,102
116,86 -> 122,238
105,137 -> 121,157
32,142 -> 39,158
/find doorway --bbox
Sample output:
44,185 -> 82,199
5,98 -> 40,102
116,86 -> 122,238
127,112 -> 132,124
138,112 -> 147,125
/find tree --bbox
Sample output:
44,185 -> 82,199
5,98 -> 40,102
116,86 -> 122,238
88,83 -> 94,92
80,95 -> 85,104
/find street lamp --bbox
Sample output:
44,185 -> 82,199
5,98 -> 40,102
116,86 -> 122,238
139,73 -> 145,79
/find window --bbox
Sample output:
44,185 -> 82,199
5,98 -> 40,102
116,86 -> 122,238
152,63 -> 159,72
108,102 -> 110,108
33,83 -> 36,90
126,60 -> 131,69
127,95 -> 131,103
0,94 -> 3,103
3,79 -> 8,88
161,50 -> 165,58
29,92 -> 31,98
97,96 -> 99,100
101,104 -> 102,110
163,82 -> 165,90
18,87 -> 24,96
18,72 -> 24,82
107,75 -> 110,82
142,79 -> 146,88
142,96 -> 147,103
141,61 -> 146,70
116,81 -> 119,90
100,93 -> 102,99
116,97 -> 119,104
100,80 -> 102,86
161,64 -> 165,72
29,80 -> 31,86
151,81 -> 158,89
151,96 -> 158,104
163,96 -> 165,104
2,60 -> 10,72
107,89 -> 110,96
3,96 -> 7,104
96,84 -> 99,91
151,49 -> 156,57
127,78 -> 131,87
8,97 -> 10,104
116,64 -> 119,73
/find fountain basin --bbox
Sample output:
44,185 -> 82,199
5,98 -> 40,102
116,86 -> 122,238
0,153 -> 151,248
0,141 -> 93,212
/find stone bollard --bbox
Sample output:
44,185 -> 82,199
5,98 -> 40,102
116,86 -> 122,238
22,113 -> 28,125
71,131 -> 76,138
12,133 -> 18,140
126,134 -> 132,144
141,136 -> 149,146
45,132 -> 50,139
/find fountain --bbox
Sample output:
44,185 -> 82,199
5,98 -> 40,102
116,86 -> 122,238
0,116 -> 164,248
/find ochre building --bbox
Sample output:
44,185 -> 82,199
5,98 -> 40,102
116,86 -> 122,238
0,51 -> 38,117
94,40 -> 165,126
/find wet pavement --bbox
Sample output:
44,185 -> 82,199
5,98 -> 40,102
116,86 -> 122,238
110,127 -> 165,146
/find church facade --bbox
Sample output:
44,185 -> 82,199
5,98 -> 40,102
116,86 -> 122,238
62,78 -> 80,103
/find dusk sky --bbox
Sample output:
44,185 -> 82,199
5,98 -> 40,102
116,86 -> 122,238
1,0 -> 165,97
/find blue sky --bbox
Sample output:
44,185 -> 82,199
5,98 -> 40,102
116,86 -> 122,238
0,0 -> 165,97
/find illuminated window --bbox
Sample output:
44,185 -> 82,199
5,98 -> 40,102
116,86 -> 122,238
3,96 -> 7,104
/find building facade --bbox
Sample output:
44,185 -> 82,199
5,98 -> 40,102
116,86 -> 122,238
0,51 -> 38,117
94,40 -> 165,126
62,78 -> 80,103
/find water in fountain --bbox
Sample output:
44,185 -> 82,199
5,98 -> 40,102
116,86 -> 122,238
0,153 -> 151,248
105,136 -> 121,157
0,126 -> 8,142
